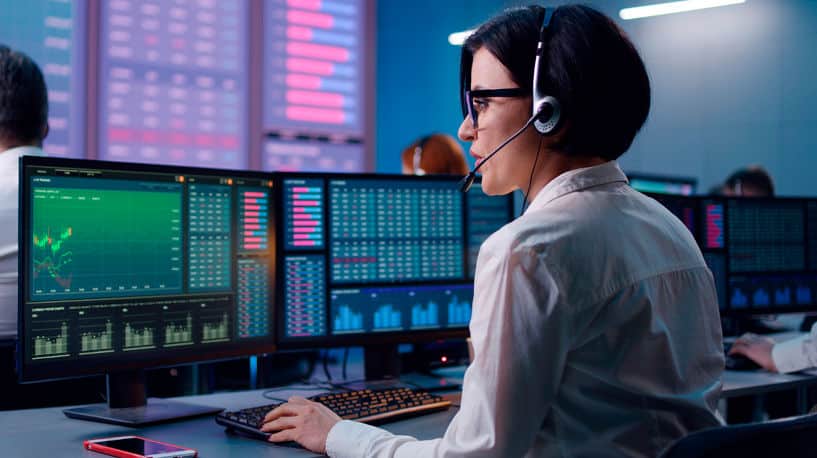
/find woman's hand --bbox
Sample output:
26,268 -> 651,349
260,396 -> 342,454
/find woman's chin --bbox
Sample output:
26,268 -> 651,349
479,175 -> 508,196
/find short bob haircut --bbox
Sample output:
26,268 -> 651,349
460,4 -> 650,161
0,45 -> 48,145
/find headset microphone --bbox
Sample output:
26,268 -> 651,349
459,113 -> 539,193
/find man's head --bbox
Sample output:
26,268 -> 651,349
0,45 -> 49,150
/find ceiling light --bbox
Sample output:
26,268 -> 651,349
619,0 -> 745,20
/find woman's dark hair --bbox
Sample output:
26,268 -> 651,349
0,45 -> 48,145
460,4 -> 650,160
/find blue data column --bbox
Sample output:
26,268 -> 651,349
284,255 -> 326,338
188,183 -> 232,292
0,0 -> 86,157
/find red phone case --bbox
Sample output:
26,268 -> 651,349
84,436 -> 197,458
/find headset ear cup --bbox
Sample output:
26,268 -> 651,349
533,95 -> 561,135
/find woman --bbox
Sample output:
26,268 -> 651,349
262,5 -> 724,457
400,133 -> 469,176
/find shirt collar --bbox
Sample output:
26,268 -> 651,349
0,146 -> 43,173
525,161 -> 628,214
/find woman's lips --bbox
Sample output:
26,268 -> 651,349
471,151 -> 485,170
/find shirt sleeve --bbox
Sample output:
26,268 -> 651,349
325,240 -> 571,457
772,323 -> 817,373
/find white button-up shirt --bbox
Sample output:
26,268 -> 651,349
326,161 -> 724,458
0,146 -> 43,340
773,323 -> 817,373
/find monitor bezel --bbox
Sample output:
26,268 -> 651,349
627,171 -> 697,196
274,171 -> 514,349
18,156 -> 278,382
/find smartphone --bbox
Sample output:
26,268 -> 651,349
84,436 -> 197,458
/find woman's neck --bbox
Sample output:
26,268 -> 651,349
523,153 -> 608,204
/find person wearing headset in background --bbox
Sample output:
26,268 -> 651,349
261,5 -> 724,457
720,165 -> 775,197
400,133 -> 469,176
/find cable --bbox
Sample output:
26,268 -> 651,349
522,135 -> 544,214
342,347 -> 349,381
322,350 -> 333,382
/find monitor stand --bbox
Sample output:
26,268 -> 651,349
363,344 -> 462,392
63,370 -> 222,426
364,344 -> 401,380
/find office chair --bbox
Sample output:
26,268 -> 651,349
660,413 -> 817,458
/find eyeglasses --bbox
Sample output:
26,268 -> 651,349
462,87 -> 528,130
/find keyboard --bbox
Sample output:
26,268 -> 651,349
216,387 -> 452,441
723,341 -> 762,371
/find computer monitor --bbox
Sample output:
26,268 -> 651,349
646,193 -> 817,316
18,156 -> 276,425
628,172 -> 697,196
274,173 -> 513,376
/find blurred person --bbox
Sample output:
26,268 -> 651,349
720,165 -> 775,197
0,45 -> 48,340
400,133 -> 469,176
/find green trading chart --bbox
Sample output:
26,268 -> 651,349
31,177 -> 183,300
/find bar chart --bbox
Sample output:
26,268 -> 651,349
31,320 -> 70,359
704,202 -> 724,249
332,304 -> 364,334
201,311 -> 230,343
411,301 -> 439,329
79,319 -> 114,354
330,284 -> 473,335
447,295 -> 471,327
238,187 -> 270,252
122,312 -> 156,350
284,179 -> 325,250
263,0 -> 366,136
163,312 -> 193,347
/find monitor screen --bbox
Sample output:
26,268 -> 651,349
628,172 -> 697,196
262,0 -> 367,138
0,0 -> 86,158
263,137 -> 366,173
276,174 -> 513,347
97,0 -> 249,168
723,198 -> 817,313
647,193 -> 817,315
18,156 -> 276,382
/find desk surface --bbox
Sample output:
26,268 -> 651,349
6,337 -> 817,458
5,370 -> 817,458
0,386 -> 460,458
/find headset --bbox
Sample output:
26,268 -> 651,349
532,7 -> 561,135
460,6 -> 561,192
412,135 -> 431,175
